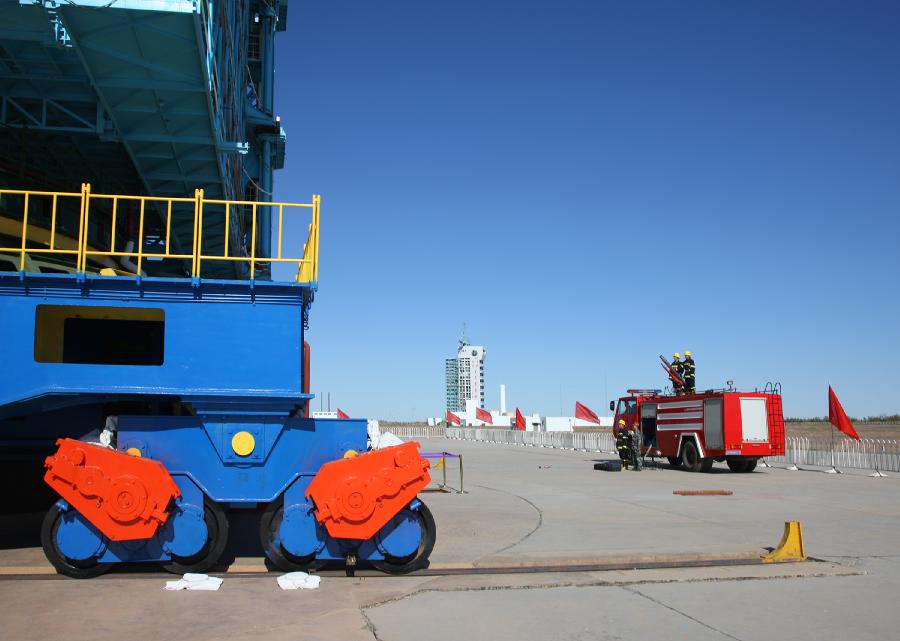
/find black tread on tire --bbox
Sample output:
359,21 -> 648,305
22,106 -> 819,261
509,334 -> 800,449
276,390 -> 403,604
41,503 -> 112,579
681,440 -> 709,473
371,501 -> 437,575
259,499 -> 327,573
161,500 -> 229,575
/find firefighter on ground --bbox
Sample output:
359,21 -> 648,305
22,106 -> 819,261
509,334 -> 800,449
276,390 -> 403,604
683,351 -> 696,394
615,419 -> 630,465
671,352 -> 685,395
629,421 -> 643,471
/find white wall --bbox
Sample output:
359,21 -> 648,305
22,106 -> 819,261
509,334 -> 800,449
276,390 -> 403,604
542,416 -> 614,432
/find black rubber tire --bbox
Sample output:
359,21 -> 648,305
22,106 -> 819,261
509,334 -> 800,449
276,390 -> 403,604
41,503 -> 112,579
666,457 -> 681,467
744,458 -> 758,472
680,440 -> 706,473
259,499 -> 326,573
161,500 -> 229,575
699,457 -> 714,473
372,501 -> 437,575
726,459 -> 749,472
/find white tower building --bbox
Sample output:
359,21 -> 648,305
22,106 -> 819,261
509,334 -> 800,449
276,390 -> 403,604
445,331 -> 486,412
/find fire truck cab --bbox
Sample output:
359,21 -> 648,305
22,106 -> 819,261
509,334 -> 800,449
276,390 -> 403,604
610,388 -> 785,473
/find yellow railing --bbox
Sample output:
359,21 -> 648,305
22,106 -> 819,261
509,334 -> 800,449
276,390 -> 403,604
0,184 -> 319,282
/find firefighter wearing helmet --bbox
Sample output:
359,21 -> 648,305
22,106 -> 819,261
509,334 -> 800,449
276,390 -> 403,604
615,419 -> 630,464
671,352 -> 685,395
683,351 -> 696,394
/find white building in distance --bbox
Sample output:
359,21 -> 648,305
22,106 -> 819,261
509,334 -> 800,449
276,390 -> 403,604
445,337 -> 485,413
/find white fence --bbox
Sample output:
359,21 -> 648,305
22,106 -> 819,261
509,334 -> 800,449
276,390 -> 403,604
386,425 -> 448,438
445,427 -> 617,453
390,426 -> 900,474
766,436 -> 900,474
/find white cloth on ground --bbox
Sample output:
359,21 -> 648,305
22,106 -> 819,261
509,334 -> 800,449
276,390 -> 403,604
164,573 -> 223,591
277,571 -> 321,590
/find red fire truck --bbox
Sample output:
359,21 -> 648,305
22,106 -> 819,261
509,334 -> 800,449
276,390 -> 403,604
610,386 -> 785,473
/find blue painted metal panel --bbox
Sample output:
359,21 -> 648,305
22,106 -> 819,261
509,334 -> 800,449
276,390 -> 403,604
117,416 -> 368,503
0,272 -> 312,418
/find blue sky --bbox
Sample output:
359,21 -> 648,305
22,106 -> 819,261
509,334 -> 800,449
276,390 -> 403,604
272,1 -> 900,420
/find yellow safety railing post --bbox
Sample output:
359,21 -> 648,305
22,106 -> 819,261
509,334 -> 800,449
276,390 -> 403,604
19,192 -> 30,271
136,199 -> 146,276
277,204 -> 284,259
250,203 -> 257,279
165,200 -> 173,254
50,193 -> 58,251
313,194 -> 321,282
110,196 -> 118,254
192,189 -> 203,278
196,193 -> 204,277
77,183 -> 91,273
224,202 -> 230,258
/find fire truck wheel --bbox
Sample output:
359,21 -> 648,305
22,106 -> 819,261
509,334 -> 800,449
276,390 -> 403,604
680,440 -> 707,473
666,457 -> 680,467
728,458 -> 758,473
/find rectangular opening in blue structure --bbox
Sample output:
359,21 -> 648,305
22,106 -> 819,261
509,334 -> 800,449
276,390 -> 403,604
35,305 -> 166,366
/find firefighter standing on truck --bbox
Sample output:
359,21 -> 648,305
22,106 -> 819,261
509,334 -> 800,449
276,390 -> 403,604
683,351 -> 696,394
671,353 -> 685,395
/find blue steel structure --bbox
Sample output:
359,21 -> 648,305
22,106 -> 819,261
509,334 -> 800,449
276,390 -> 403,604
1,0 -> 285,276
0,1 -> 438,576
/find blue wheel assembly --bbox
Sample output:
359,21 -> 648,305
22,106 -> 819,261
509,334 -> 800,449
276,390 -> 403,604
372,501 -> 436,574
41,503 -> 112,579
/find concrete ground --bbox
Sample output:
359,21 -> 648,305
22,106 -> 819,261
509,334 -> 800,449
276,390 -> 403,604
1,437 -> 898,641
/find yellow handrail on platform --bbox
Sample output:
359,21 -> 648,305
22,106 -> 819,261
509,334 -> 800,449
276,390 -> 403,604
0,184 -> 320,283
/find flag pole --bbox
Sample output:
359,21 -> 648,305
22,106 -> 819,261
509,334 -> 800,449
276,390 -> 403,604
826,422 -> 840,474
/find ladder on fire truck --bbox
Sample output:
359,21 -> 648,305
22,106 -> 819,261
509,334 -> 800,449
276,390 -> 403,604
761,382 -> 785,467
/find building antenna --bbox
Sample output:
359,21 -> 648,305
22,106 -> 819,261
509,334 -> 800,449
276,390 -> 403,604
459,322 -> 469,349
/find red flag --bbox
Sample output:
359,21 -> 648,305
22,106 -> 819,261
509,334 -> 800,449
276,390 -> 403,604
336,408 -> 349,419
446,411 -> 461,425
828,386 -> 860,440
575,401 -> 600,424
515,408 -> 526,431
475,407 -> 493,424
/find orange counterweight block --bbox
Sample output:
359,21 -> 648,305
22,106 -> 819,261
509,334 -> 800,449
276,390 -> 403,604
306,442 -> 431,540
43,438 -> 180,541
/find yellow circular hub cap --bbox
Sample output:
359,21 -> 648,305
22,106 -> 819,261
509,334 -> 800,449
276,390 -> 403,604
232,431 -> 256,456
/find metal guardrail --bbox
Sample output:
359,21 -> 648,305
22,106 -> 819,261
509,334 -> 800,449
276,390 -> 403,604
435,428 -> 900,474
0,184 -> 319,282
445,427 -> 617,453
387,426 -> 449,438
766,436 -> 900,474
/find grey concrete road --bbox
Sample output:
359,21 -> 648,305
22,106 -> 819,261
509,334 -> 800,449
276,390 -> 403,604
1,437 -> 898,641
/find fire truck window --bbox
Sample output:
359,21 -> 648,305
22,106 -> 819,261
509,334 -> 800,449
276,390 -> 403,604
626,400 -> 637,415
616,400 -> 627,415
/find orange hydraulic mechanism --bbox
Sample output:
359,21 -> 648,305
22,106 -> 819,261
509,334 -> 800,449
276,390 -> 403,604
43,438 -> 180,541
306,442 -> 431,540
